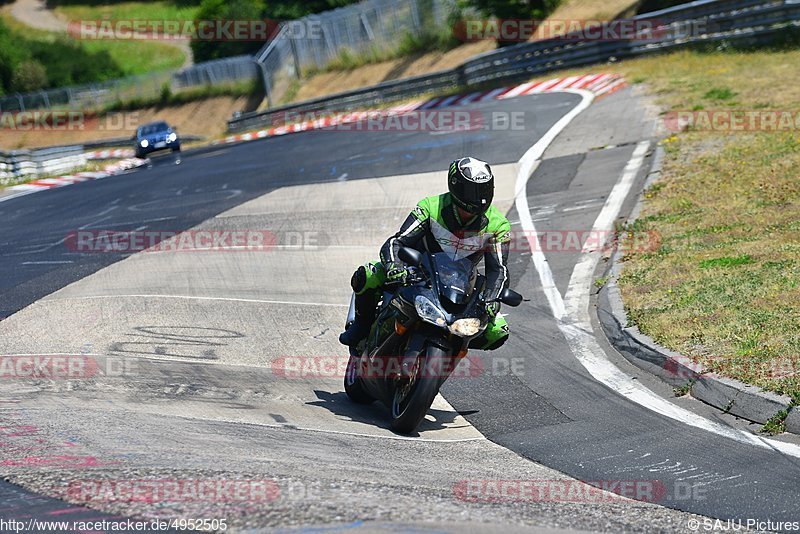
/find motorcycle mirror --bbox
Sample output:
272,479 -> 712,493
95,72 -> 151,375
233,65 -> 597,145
398,246 -> 422,267
500,288 -> 523,307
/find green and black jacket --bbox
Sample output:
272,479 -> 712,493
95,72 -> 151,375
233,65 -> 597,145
379,193 -> 512,302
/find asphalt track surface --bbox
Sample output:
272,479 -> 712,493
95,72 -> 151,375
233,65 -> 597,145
0,89 -> 799,532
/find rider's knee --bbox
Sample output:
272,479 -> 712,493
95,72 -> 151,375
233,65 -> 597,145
351,261 -> 386,295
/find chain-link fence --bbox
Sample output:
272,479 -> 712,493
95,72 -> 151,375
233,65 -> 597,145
255,0 -> 458,106
0,55 -> 258,113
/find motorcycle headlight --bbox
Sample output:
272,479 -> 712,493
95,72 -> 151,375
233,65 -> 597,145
449,318 -> 481,337
140,139 -> 149,148
414,296 -> 447,327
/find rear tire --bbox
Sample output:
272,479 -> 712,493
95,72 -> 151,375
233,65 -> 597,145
390,345 -> 446,434
344,351 -> 372,404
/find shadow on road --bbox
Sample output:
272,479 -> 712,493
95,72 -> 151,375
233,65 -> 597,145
308,389 -> 466,436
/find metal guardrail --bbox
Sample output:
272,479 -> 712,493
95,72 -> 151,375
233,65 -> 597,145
0,146 -> 87,185
228,0 -> 800,132
0,132 -> 210,184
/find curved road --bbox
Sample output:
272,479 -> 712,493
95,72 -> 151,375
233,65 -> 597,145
0,89 -> 798,532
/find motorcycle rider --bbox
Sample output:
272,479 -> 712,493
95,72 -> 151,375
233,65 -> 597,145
339,157 -> 511,351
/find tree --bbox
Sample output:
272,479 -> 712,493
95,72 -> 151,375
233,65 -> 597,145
0,19 -> 29,94
462,0 -> 561,19
11,60 -> 47,92
461,0 -> 561,46
191,0 -> 268,63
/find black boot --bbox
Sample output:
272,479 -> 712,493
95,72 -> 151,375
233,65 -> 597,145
339,292 -> 376,347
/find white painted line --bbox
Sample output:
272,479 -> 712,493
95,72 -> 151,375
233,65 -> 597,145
0,189 -> 39,203
519,128 -> 800,458
562,202 -> 604,212
22,261 -> 74,265
515,88 -> 595,320
46,294 -> 350,308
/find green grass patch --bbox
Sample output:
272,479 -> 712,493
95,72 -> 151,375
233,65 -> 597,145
761,410 -> 788,435
595,47 -> 800,402
673,379 -> 696,397
703,87 -> 737,101
0,11 -> 185,95
53,1 -> 200,31
699,255 -> 754,269
82,39 -> 185,76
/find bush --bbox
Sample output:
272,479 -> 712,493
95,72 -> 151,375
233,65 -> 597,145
191,0 -> 267,62
0,19 -> 32,93
637,0 -> 694,13
0,19 -> 124,94
160,82 -> 173,104
11,60 -> 48,92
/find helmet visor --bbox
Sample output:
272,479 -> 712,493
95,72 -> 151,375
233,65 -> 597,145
454,180 -> 494,214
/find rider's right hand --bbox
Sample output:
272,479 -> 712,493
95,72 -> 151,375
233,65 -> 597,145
386,262 -> 409,285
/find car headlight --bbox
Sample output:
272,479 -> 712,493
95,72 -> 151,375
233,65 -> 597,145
140,140 -> 149,148
167,133 -> 177,142
414,296 -> 446,327
449,318 -> 481,337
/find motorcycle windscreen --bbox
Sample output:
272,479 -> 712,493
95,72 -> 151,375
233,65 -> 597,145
433,253 -> 474,305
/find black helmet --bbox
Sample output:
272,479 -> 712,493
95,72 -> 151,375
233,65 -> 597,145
448,157 -> 494,215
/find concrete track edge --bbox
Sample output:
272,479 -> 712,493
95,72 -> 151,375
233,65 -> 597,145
596,145 -> 800,435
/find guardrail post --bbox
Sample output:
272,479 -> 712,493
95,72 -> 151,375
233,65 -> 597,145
411,0 -> 421,34
257,61 -> 273,109
289,35 -> 302,78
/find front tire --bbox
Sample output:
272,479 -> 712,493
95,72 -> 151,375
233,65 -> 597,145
344,350 -> 372,404
390,345 -> 446,434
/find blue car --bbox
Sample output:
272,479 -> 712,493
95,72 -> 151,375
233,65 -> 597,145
134,121 -> 181,159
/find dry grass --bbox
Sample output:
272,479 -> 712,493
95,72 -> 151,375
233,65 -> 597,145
290,42 -> 494,104
288,0 -> 641,104
608,48 -> 800,403
546,0 -> 643,24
